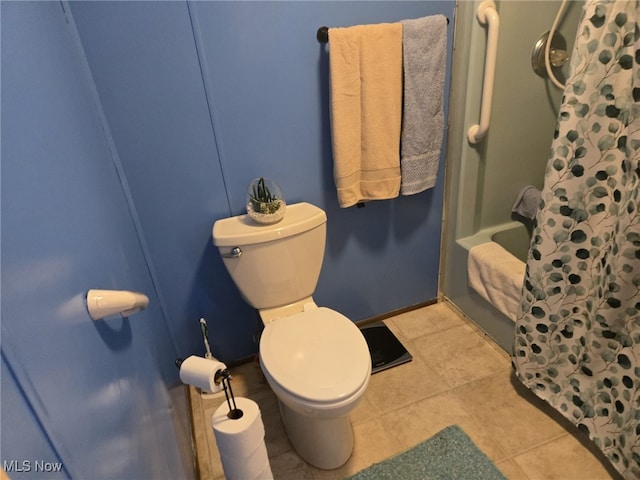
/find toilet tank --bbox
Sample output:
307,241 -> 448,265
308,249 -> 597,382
212,202 -> 327,310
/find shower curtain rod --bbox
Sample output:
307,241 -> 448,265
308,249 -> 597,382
316,18 -> 449,43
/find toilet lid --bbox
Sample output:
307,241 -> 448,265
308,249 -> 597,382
260,307 -> 371,403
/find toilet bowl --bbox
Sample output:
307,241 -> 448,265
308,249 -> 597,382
260,306 -> 370,469
212,202 -> 372,469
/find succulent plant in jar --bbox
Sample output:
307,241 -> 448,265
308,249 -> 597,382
246,177 -> 286,224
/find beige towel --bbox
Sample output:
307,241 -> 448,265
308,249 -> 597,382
329,23 -> 403,208
467,242 -> 527,322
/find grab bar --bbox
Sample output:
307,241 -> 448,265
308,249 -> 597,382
467,0 -> 500,144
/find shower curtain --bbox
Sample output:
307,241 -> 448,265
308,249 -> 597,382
512,1 -> 640,478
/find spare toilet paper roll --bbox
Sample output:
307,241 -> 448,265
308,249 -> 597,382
255,463 -> 274,480
179,355 -> 225,392
212,397 -> 265,457
220,442 -> 272,480
212,397 -> 272,480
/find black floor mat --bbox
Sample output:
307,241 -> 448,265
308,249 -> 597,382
360,322 -> 412,374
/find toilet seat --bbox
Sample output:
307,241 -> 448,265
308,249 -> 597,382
259,307 -> 371,404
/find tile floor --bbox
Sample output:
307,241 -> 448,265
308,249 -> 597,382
189,301 -> 620,480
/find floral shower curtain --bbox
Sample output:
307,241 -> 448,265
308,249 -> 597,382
512,1 -> 640,477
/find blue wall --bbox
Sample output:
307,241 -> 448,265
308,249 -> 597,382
71,0 -> 455,364
2,1 -> 453,477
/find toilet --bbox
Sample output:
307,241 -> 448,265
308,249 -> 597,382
212,202 -> 371,469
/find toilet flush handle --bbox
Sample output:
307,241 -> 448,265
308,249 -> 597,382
222,247 -> 242,258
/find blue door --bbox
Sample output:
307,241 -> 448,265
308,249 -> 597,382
1,3 -> 187,478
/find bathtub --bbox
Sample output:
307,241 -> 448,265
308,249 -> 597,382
459,221 -> 531,262
438,0 -> 583,354
445,222 -> 531,352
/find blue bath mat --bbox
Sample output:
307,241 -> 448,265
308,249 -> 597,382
349,425 -> 506,480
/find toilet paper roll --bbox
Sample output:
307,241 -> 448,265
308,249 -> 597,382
255,463 -> 275,480
179,355 -> 225,392
212,397 -> 265,458
219,442 -> 270,480
212,397 -> 272,479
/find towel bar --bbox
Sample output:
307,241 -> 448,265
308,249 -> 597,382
317,26 -> 329,43
317,17 -> 449,43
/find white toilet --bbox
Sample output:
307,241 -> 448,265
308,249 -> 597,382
212,202 -> 371,469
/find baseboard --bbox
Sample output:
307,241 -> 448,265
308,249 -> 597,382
355,298 -> 438,328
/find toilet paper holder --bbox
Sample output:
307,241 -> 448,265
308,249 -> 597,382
175,358 -> 242,418
218,369 -> 243,419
